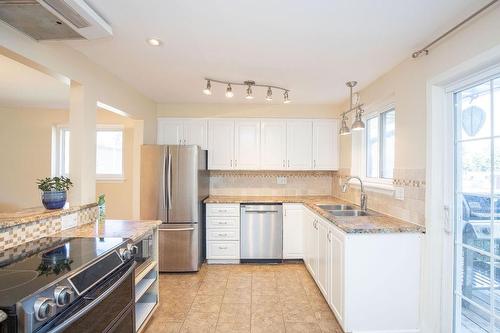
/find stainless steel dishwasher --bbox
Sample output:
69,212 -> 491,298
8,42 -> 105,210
240,204 -> 283,262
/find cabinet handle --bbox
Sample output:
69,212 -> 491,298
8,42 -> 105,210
314,160 -> 316,168
218,233 -> 228,236
235,160 -> 237,167
183,139 -> 186,144
287,160 -> 290,168
218,246 -> 228,250
178,139 -> 182,144
327,231 -> 332,242
282,160 -> 285,168
230,160 -> 233,167
218,222 -> 228,225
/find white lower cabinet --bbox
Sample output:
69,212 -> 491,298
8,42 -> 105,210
283,204 -> 304,259
301,205 -> 421,333
206,204 -> 240,263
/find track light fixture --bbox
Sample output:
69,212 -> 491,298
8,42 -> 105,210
339,81 -> 365,135
225,84 -> 234,98
266,87 -> 273,101
203,80 -> 212,95
202,78 -> 290,103
245,82 -> 254,99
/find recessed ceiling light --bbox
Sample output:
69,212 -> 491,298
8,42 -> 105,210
147,38 -> 162,46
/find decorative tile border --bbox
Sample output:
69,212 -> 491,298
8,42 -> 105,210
209,170 -> 336,178
0,205 -> 98,251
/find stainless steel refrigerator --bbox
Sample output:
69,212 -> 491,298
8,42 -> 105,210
140,145 -> 209,272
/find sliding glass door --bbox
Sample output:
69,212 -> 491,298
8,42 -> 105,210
454,75 -> 500,332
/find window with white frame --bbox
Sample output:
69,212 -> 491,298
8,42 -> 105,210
363,108 -> 395,181
53,126 -> 124,180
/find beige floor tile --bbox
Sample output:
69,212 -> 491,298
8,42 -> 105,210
282,303 -> 317,323
218,303 -> 251,323
284,322 -> 322,333
190,295 -> 223,313
223,289 -> 252,304
216,322 -> 251,333
154,263 -> 343,333
317,319 -> 343,333
143,316 -> 183,333
251,316 -> 285,333
181,312 -> 218,333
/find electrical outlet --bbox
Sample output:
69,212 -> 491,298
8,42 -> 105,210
277,176 -> 287,185
61,213 -> 78,230
394,186 -> 405,201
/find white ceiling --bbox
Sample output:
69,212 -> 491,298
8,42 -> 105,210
63,0 -> 486,104
0,55 -> 69,109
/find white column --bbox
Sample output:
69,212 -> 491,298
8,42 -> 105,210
69,81 -> 96,205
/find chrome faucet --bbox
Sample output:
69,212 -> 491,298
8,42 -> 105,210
340,176 -> 367,211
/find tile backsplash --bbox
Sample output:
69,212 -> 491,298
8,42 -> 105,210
209,171 -> 334,196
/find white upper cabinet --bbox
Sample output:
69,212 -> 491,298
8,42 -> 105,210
260,120 -> 287,170
157,118 -> 183,145
160,117 -> 339,171
286,120 -> 313,170
313,120 -> 339,170
234,120 -> 261,170
184,119 -> 208,149
208,119 -> 235,170
157,118 -> 208,149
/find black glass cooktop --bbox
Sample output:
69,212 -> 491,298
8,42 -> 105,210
0,237 -> 126,307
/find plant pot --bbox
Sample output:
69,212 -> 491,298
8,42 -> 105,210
41,191 -> 67,210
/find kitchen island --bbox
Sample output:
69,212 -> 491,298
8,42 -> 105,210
54,218 -> 162,333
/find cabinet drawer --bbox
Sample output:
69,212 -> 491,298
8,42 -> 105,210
207,241 -> 239,259
206,204 -> 240,217
207,229 -> 239,241
207,216 -> 239,229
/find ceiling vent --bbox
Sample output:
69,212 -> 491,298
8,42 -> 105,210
0,0 -> 112,40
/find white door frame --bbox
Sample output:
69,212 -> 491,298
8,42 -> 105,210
424,45 -> 500,333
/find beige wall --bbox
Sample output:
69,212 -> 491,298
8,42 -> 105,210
0,107 -> 66,211
0,107 -> 136,219
334,6 -> 500,225
0,22 -> 157,144
157,103 -> 338,119
94,111 -> 135,220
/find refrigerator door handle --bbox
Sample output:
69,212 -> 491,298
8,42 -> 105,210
159,227 -> 195,232
167,153 -> 172,209
162,152 -> 167,209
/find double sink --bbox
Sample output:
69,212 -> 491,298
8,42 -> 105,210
317,204 -> 372,217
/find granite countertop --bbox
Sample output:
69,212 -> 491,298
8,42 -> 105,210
53,219 -> 162,241
0,203 -> 98,230
204,195 -> 425,234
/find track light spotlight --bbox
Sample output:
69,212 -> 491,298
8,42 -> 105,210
246,85 -> 254,99
225,84 -> 234,98
283,91 -> 291,104
203,80 -> 212,95
266,87 -> 273,101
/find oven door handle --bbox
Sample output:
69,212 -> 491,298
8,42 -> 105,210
47,262 -> 136,333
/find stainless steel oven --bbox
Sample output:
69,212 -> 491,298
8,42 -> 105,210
40,260 -> 136,333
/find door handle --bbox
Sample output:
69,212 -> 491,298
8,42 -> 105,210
159,228 -> 195,232
162,154 -> 167,209
167,153 -> 172,210
244,210 -> 279,213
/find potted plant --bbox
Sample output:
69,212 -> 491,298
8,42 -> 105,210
36,176 -> 73,210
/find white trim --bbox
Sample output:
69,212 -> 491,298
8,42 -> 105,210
351,97 -> 396,195
424,44 -> 500,333
96,177 -> 126,183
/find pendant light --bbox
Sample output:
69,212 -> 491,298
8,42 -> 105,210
339,81 -> 365,134
245,84 -> 254,99
351,108 -> 365,131
339,114 -> 351,135
283,91 -> 291,104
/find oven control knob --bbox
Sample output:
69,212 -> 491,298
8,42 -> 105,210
127,243 -> 138,255
54,286 -> 75,307
34,297 -> 57,321
119,247 -> 132,260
